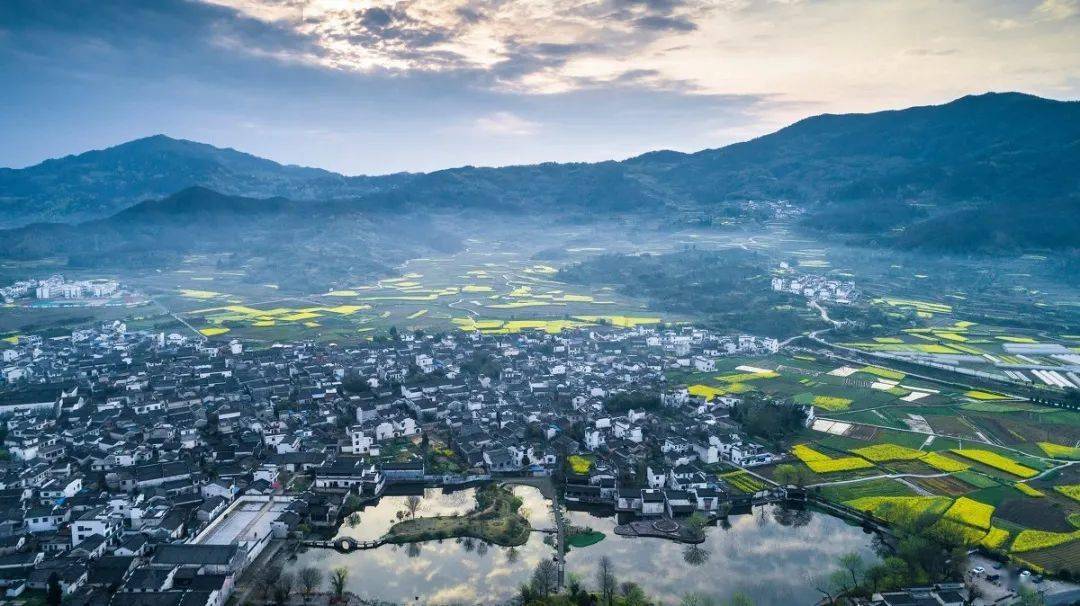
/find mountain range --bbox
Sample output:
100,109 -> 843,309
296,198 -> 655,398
1,92 -> 1077,254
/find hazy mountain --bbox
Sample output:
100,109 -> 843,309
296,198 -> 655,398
0,187 -> 461,291
0,135 -> 413,226
2,92 -> 1077,252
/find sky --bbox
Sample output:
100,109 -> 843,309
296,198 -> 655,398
1,0 -> 1078,175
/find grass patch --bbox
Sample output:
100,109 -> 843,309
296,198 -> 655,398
819,479 -> 915,502
383,484 -> 530,547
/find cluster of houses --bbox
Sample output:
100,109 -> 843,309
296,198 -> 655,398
0,319 -> 811,604
771,266 -> 859,304
1,275 -> 121,303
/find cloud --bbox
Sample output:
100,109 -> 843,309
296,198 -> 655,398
474,112 -> 540,136
1034,0 -> 1079,21
198,0 -> 719,92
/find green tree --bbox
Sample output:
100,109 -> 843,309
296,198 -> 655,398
46,573 -> 62,606
773,464 -> 809,488
330,567 -> 348,602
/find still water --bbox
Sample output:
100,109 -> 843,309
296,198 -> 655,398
287,486 -> 876,605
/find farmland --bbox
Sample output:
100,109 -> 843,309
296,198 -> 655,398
142,244 -> 673,343
677,350 -> 1080,575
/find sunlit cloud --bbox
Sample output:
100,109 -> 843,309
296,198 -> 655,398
197,0 -> 1080,122
200,0 -> 723,92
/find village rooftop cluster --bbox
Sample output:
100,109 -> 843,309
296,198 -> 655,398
0,321 -> 801,606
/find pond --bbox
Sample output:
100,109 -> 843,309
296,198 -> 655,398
286,486 -> 877,605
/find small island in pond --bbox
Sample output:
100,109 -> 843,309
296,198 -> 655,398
383,484 -> 531,547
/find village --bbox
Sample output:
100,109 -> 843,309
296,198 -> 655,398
0,320 -> 830,606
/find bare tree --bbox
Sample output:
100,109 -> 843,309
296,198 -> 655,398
298,567 -> 322,602
530,559 -> 559,598
272,571 -> 294,606
259,565 -> 283,602
329,567 -> 348,603
405,495 -> 422,519
597,555 -> 617,606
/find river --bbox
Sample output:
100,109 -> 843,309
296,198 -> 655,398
285,485 -> 877,605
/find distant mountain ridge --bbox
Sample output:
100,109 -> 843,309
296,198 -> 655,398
0,134 -> 413,225
2,92 -> 1078,252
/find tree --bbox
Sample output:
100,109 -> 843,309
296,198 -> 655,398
773,464 -> 809,488
597,555 -> 617,606
839,552 -> 865,589
727,592 -> 754,606
530,559 -> 559,598
272,571 -> 294,606
405,494 -> 422,519
298,567 -> 323,602
330,567 -> 348,602
620,582 -> 648,606
1016,586 -> 1046,606
46,573 -> 62,606
259,565 -> 283,602
680,593 -> 718,606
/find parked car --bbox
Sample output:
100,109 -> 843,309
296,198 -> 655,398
972,566 -> 986,575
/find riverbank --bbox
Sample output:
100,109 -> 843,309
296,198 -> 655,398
382,484 -> 531,547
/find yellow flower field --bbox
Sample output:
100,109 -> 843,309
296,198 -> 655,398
811,395 -> 853,411
851,444 -> 924,462
965,390 -> 1012,401
688,384 -> 725,401
980,527 -> 1010,550
943,497 -> 994,529
567,455 -> 592,474
845,496 -> 952,522
950,449 -> 1038,478
1012,528 -> 1080,553
1039,442 -> 1080,460
792,444 -> 874,473
1014,483 -> 1045,497
859,365 -> 905,381
1055,484 -> 1080,502
921,452 -> 969,472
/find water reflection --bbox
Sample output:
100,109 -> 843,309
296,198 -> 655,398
563,504 -> 877,605
288,487 -> 875,605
